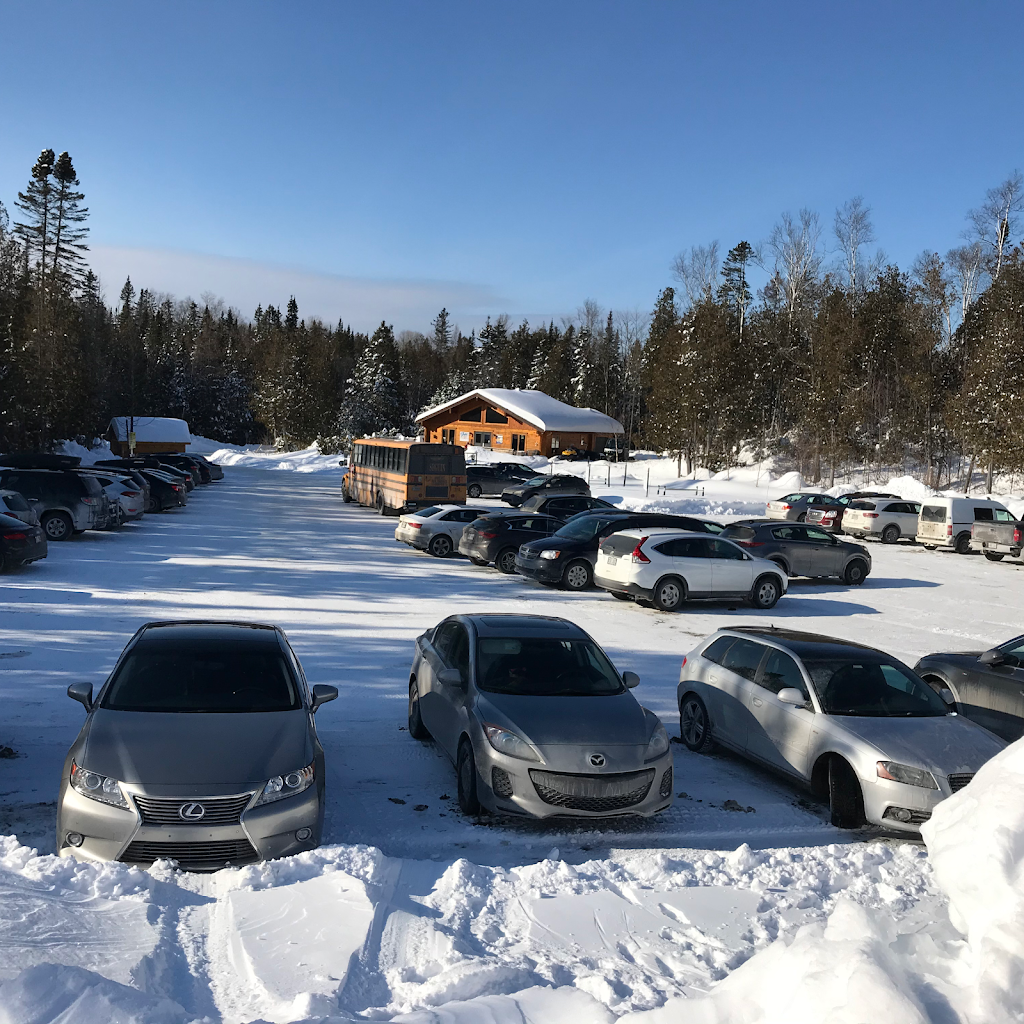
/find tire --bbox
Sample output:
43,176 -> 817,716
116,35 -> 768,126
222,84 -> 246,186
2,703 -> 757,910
828,757 -> 865,829
145,495 -> 157,513
751,574 -> 781,609
954,532 -> 972,555
881,524 -> 900,544
376,492 -> 386,515
41,512 -> 73,542
609,590 -> 631,601
653,576 -> 685,612
797,512 -> 807,522
467,484 -> 483,498
495,548 -> 518,574
923,544 -> 936,551
679,693 -> 714,753
428,534 -> 453,557
985,551 -> 1005,562
457,741 -> 480,815
469,556 -> 488,566
924,676 -> 956,707
342,485 -> 354,503
408,680 -> 430,739
562,560 -> 593,591
843,559 -> 869,585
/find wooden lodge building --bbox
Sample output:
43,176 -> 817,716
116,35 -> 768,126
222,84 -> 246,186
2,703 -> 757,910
415,388 -> 623,457
106,416 -> 192,456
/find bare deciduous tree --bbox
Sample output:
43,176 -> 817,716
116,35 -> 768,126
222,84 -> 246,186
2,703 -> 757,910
761,209 -> 823,332
671,241 -> 720,308
834,196 -> 875,300
967,170 -> 1023,280
947,242 -> 984,322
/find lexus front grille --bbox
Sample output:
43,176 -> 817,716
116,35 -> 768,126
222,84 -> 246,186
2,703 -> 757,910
132,793 -> 253,826
122,838 -> 258,868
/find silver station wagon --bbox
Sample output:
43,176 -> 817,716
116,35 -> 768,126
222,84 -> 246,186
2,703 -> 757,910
408,614 -> 674,818
677,627 -> 1003,832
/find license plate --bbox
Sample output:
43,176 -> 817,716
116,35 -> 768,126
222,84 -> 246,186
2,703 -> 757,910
607,556 -> 618,565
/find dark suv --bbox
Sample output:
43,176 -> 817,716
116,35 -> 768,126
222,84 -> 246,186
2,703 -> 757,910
501,474 -> 590,507
458,512 -> 563,573
520,494 -> 615,518
516,511 -> 725,590
466,463 -> 534,498
720,520 -> 872,585
0,469 -> 109,541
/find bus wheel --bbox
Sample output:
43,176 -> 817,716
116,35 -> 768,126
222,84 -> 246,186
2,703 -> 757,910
376,492 -> 387,515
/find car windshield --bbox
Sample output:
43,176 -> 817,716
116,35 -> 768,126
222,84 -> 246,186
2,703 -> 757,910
555,516 -> 622,540
476,637 -> 625,696
804,658 -> 949,717
415,506 -> 444,518
779,493 -> 804,501
101,641 -> 302,712
524,476 -> 548,486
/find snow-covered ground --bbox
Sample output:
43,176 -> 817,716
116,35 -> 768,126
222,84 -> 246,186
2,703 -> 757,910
2,447 -> 1024,1023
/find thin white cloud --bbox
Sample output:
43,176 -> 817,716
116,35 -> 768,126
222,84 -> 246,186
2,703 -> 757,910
87,245 -> 510,334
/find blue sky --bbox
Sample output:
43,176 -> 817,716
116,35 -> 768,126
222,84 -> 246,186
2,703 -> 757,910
1,1 -> 1021,332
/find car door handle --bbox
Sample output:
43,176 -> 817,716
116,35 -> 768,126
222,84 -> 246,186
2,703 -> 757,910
752,696 -> 763,707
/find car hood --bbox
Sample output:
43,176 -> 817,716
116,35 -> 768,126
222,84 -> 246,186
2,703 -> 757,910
831,713 -> 1004,775
79,709 -> 313,785
475,690 -> 647,747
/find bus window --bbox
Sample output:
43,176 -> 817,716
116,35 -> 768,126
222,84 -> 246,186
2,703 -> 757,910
410,451 -> 453,475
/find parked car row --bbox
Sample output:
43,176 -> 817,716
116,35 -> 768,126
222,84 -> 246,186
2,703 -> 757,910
0,451 -> 224,571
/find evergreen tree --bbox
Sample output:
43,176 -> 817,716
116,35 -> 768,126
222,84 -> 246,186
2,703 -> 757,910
50,152 -> 89,291
719,241 -> 754,340
14,149 -> 55,291
285,296 -> 299,330
343,321 -> 405,436
431,307 -> 452,349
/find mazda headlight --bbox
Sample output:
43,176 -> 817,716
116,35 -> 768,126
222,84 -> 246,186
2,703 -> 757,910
539,549 -> 561,560
876,761 -> 938,789
645,722 -> 670,762
70,761 -> 129,809
483,723 -> 540,762
255,762 -> 315,806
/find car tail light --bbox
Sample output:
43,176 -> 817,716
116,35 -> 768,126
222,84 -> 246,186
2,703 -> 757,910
1015,527 -> 1021,545
2,531 -> 27,541
779,503 -> 791,510
409,476 -> 422,484
947,524 -> 953,536
864,513 -> 879,518
737,540 -> 764,547
81,497 -> 99,505
121,490 -> 140,497
680,656 -> 687,669
409,522 -> 421,529
479,531 -> 497,539
171,484 -> 182,492
631,536 -> 651,563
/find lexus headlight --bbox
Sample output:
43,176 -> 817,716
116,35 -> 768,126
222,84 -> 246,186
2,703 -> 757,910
876,761 -> 938,789
539,549 -> 561,560
645,723 -> 670,762
483,723 -> 540,762
255,762 -> 315,805
70,761 -> 129,809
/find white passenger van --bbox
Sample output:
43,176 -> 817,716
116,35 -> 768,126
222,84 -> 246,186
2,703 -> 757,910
916,496 -> 1012,554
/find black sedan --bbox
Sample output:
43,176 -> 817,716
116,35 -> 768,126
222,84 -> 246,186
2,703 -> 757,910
501,474 -> 590,507
141,470 -> 187,510
516,511 -> 725,591
466,463 -> 535,498
0,510 -> 47,571
720,520 -> 871,584
458,512 -> 563,574
520,494 -> 616,518
915,635 -> 1024,742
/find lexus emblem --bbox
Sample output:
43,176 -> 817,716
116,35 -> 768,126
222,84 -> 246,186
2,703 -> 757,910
179,802 -> 206,821
588,753 -> 606,768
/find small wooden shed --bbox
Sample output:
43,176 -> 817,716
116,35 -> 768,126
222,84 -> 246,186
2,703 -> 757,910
415,388 -> 623,456
106,417 -> 191,456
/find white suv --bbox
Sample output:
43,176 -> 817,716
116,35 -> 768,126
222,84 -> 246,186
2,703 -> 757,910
843,499 -> 922,543
594,528 -> 789,611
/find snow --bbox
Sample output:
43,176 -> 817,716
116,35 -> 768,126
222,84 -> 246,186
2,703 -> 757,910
107,417 -> 192,444
415,388 -> 625,435
3,445 -> 1024,1022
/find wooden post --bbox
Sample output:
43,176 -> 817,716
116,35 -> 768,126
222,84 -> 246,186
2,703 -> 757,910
646,468 -> 650,496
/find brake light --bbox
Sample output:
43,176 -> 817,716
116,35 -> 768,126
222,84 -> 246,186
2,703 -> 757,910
479,531 -> 497,539
681,656 -> 687,670
779,504 -> 791,510
81,497 -> 98,505
410,476 -> 422,484
631,536 -> 650,563
121,490 -> 140,497
171,485 -> 182,492
947,524 -> 953,536
2,531 -> 27,541
1015,527 -> 1021,545
737,540 -> 764,547
409,522 -> 421,529
864,513 -> 879,519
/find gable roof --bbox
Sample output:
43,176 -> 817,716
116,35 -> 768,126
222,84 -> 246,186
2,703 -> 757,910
107,417 -> 191,443
415,389 -> 623,434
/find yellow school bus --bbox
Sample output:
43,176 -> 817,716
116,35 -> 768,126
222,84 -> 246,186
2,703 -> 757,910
342,439 -> 467,513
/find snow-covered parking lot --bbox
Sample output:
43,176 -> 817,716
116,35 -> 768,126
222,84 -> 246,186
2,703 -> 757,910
2,462 -> 1024,1023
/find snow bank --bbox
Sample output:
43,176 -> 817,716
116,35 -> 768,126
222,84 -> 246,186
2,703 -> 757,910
390,985 -> 615,1023
208,443 -> 344,473
922,738 -> 1024,1023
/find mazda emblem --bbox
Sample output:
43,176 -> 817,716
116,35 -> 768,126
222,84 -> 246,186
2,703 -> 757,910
588,753 -> 606,768
179,802 -> 206,821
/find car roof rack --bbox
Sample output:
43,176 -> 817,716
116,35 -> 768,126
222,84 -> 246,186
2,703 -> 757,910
0,453 -> 82,469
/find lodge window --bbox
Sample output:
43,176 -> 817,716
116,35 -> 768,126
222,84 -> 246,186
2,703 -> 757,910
462,408 -> 482,422
485,408 -> 508,424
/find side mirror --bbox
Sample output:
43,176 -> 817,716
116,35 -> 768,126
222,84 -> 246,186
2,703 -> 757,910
777,687 -> 809,707
67,682 -> 93,709
437,668 -> 464,688
979,650 -> 1006,666
311,684 -> 339,710
622,671 -> 640,688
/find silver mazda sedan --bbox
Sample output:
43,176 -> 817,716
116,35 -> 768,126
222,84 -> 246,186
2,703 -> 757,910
56,620 -> 337,871
407,614 -> 673,818
676,626 -> 1005,832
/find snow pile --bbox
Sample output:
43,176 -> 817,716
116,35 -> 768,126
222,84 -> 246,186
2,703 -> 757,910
922,738 -> 1024,1023
55,438 -> 112,465
206,442 -> 344,473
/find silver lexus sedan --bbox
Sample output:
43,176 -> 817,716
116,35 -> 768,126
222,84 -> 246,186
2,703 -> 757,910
676,626 -> 1005,832
56,620 -> 338,871
407,614 -> 673,818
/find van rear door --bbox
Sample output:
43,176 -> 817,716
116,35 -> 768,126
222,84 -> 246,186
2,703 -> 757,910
917,503 -> 948,542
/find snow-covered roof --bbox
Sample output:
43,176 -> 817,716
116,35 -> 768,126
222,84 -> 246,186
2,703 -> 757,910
416,389 -> 623,434
107,417 -> 191,443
